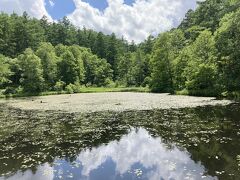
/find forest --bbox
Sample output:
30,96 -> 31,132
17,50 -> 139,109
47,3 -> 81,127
0,0 -> 240,97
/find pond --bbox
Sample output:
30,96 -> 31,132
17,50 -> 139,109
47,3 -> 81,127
0,103 -> 240,180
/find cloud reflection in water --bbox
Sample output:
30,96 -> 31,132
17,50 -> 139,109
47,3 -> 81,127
2,128 -> 217,180
77,128 -> 217,180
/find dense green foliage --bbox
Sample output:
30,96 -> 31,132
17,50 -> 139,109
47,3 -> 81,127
0,0 -> 240,96
0,55 -> 12,87
0,11 -> 150,95
150,0 -> 240,96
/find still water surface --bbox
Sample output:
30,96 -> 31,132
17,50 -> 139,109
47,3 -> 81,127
0,104 -> 240,180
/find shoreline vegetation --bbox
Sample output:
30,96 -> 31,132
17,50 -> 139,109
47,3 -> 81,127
0,87 -> 150,98
1,86 -> 239,100
1,1 -> 240,99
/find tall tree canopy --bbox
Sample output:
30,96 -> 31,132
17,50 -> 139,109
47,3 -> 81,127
17,48 -> 44,93
0,0 -> 240,96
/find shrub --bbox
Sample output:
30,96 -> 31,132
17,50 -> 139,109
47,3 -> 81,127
4,86 -> 22,95
54,81 -> 66,92
65,84 -> 74,94
65,82 -> 82,94
105,78 -> 116,88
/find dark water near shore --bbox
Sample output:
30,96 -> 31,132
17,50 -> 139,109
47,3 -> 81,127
0,104 -> 240,180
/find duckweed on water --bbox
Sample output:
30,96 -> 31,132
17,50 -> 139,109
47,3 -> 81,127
0,103 -> 240,179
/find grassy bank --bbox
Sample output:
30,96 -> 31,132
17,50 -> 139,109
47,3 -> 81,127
77,87 -> 150,93
175,89 -> 240,101
175,89 -> 221,97
220,91 -> 240,100
0,87 -> 150,98
1,87 -> 239,100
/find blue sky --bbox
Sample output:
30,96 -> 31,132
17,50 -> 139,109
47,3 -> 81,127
45,0 -> 76,20
0,0 -> 199,42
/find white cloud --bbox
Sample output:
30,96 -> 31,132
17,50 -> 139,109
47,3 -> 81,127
68,0 -> 200,42
49,0 -> 55,7
0,0 -> 200,42
0,0 -> 52,20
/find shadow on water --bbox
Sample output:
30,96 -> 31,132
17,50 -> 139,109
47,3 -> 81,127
0,103 -> 240,180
